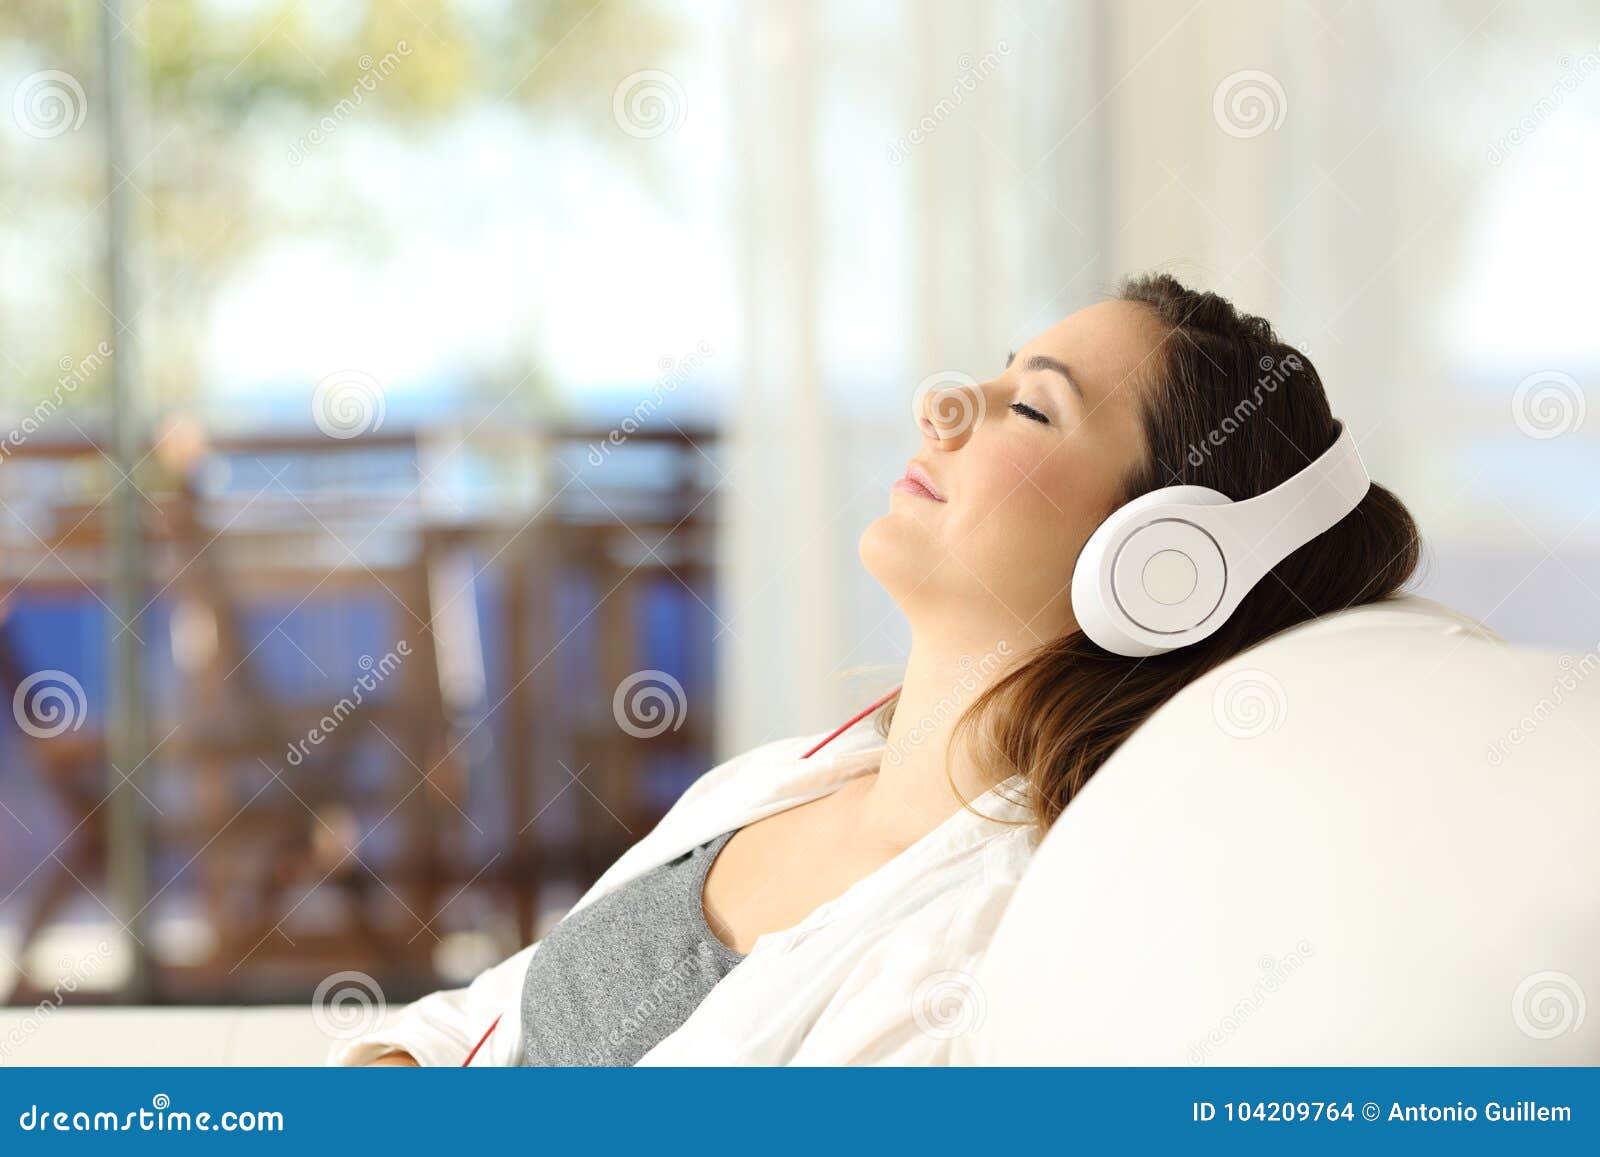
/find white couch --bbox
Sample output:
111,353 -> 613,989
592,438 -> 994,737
5,595 -> 1594,1065
0,1005 -> 369,1066
961,593 -> 1599,1064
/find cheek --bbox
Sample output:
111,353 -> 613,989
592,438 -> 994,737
958,444 -> 1034,513
963,448 -> 1099,538
952,455 -> 1111,589
958,488 -> 1069,573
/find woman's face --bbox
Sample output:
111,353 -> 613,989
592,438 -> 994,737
860,300 -> 1163,645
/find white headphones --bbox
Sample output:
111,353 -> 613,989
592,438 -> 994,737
1069,422 -> 1371,657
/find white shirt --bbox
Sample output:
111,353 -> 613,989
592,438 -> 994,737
327,721 -> 1039,1066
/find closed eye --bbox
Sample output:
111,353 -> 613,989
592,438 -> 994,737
1010,401 -> 1049,424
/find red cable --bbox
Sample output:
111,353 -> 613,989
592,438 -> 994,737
799,686 -> 901,759
460,1014 -> 500,1067
461,688 -> 899,1065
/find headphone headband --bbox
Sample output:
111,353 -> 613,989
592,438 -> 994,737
1070,422 -> 1370,657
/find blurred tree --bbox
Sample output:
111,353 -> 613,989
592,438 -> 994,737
0,0 -> 680,419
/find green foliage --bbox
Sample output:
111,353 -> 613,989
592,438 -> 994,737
0,0 -> 682,415
128,0 -> 678,126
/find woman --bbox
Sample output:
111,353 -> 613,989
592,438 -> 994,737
331,272 -> 1420,1066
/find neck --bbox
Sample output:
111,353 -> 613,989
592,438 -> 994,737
855,631 -> 1021,846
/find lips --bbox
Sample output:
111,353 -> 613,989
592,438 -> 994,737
893,461 -> 947,503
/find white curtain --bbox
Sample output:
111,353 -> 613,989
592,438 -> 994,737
1091,0 -> 1600,651
717,0 -> 1600,756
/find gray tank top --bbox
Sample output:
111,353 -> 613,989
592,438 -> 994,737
520,827 -> 746,1066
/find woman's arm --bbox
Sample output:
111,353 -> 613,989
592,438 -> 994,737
327,941 -> 537,1067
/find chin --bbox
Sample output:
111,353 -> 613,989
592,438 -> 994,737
857,515 -> 891,582
859,513 -> 941,606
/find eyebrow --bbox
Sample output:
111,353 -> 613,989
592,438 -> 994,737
1005,350 -> 1084,401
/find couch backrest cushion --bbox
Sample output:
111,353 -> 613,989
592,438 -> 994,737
962,595 -> 1599,1064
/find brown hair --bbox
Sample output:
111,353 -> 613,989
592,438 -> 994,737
876,272 -> 1422,829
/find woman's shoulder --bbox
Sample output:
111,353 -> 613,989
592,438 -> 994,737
973,819 -> 1043,889
927,824 -> 1044,951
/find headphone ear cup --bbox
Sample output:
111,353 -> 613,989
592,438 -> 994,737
1109,520 -> 1227,632
1071,423 -> 1370,657
1071,486 -> 1233,657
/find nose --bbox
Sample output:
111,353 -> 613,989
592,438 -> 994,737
914,376 -> 985,449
